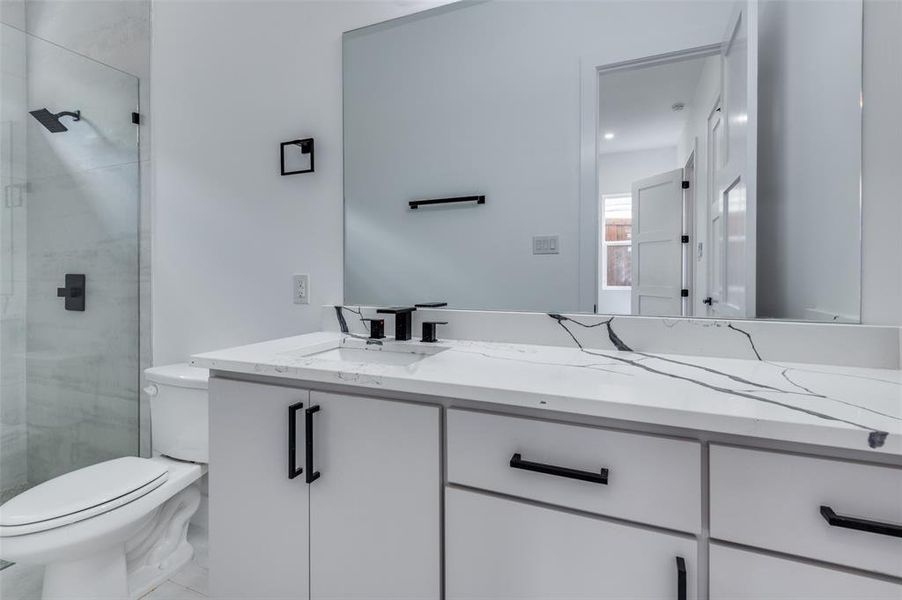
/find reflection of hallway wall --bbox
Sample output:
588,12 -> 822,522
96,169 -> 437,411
756,0 -> 861,322
597,146 -> 678,314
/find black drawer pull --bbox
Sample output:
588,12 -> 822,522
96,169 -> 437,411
305,405 -> 321,484
287,402 -> 304,480
509,453 -> 608,485
675,556 -> 686,600
820,505 -> 902,538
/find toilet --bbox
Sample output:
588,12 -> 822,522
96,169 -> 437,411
0,364 -> 209,600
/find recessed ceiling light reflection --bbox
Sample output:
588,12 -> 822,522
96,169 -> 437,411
603,132 -> 615,140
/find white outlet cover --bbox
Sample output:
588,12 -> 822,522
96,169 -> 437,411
293,274 -> 309,305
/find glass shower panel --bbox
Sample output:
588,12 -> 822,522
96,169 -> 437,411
0,23 -> 140,500
0,22 -> 29,503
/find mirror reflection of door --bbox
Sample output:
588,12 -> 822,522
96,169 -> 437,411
630,169 -> 685,316
706,3 -> 758,319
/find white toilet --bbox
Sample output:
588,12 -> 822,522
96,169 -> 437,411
0,364 -> 209,600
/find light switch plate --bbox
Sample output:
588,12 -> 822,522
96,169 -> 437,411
532,235 -> 560,255
293,274 -> 309,304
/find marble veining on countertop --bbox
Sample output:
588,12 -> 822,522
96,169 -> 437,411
192,324 -> 902,456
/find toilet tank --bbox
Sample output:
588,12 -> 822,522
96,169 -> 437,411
144,364 -> 209,463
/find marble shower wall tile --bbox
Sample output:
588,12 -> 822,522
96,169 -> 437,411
25,26 -> 142,482
0,0 -> 25,30
324,306 -> 902,370
0,21 -> 28,500
25,157 -> 140,483
16,0 -> 152,479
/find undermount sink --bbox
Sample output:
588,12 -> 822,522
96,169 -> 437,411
303,340 -> 447,367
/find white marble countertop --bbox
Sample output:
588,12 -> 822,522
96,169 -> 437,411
191,330 -> 902,456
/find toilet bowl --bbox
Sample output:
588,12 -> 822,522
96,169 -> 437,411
0,364 -> 209,600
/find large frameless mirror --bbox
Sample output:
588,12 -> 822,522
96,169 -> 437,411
343,0 -> 862,322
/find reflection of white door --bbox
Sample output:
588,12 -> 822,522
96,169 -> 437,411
631,169 -> 684,316
707,2 -> 758,318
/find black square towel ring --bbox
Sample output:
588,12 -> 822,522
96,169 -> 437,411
280,138 -> 314,175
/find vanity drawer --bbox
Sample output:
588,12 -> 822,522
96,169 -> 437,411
710,445 -> 902,578
710,544 -> 902,599
446,409 -> 701,533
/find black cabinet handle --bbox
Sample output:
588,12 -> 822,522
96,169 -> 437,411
820,505 -> 902,538
287,402 -> 304,480
675,556 -> 686,600
509,453 -> 608,485
305,405 -> 321,484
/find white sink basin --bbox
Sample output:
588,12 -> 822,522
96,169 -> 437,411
302,339 -> 447,367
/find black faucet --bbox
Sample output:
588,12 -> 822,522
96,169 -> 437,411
376,307 -> 417,341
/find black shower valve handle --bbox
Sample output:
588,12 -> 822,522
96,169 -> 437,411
56,274 -> 85,311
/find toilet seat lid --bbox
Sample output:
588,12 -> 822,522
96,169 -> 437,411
0,457 -> 168,533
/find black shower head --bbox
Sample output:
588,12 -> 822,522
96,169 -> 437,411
29,108 -> 81,133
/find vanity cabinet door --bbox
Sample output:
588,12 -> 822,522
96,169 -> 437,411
446,487 -> 697,600
308,391 -> 441,600
209,378 -> 310,599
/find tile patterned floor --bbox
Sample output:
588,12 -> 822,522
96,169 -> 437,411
0,525 -> 209,600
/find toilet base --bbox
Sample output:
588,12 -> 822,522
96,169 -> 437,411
126,483 -> 201,599
42,546 -> 128,600
36,483 -> 201,600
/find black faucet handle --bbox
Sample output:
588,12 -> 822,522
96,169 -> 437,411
421,321 -> 448,343
414,302 -> 448,308
362,318 -> 385,340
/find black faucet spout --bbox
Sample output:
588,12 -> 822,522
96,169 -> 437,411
376,307 -> 417,341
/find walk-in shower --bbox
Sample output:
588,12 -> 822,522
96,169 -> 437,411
27,108 -> 81,133
0,22 -> 142,509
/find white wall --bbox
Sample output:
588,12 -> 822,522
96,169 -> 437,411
597,146 -> 678,314
151,1 -> 451,365
756,0 -> 862,321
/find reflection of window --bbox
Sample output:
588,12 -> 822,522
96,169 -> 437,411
602,194 -> 632,289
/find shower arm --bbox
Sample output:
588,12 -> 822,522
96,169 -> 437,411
56,110 -> 80,122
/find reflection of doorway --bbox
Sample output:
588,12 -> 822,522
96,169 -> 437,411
595,46 -> 720,316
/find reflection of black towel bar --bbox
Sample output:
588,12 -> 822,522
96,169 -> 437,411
409,195 -> 485,210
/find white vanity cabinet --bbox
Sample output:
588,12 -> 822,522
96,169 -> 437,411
207,373 -> 902,599
209,379 -> 441,599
